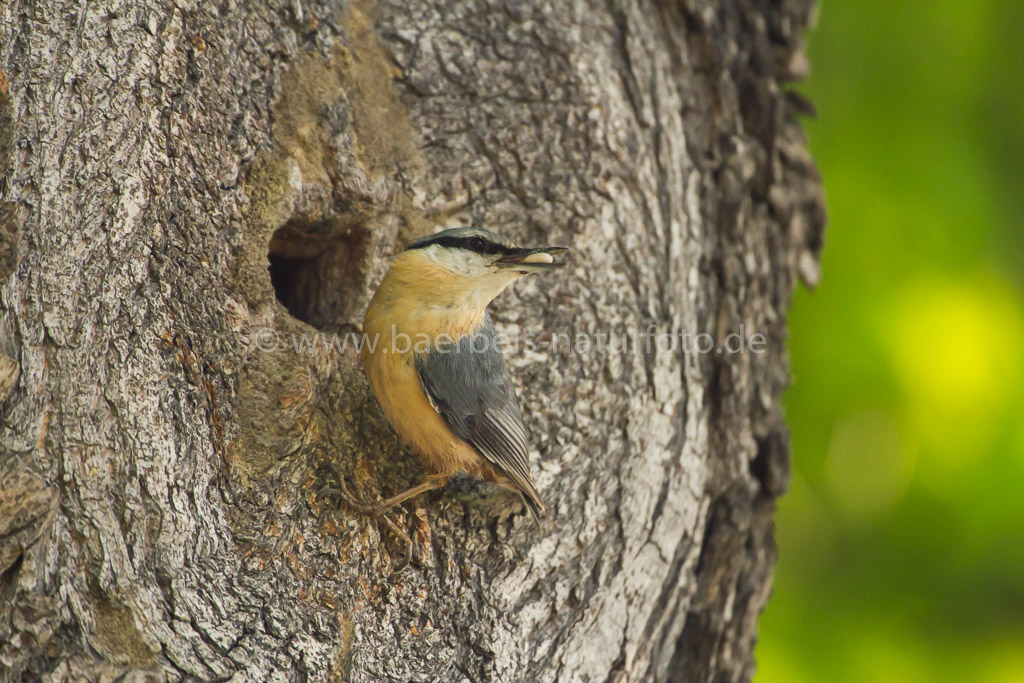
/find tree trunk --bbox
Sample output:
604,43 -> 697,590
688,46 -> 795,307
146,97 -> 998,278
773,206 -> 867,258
0,0 -> 824,680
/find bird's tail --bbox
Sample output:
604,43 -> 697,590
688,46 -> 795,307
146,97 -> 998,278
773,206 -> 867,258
517,480 -> 545,528
489,460 -> 545,527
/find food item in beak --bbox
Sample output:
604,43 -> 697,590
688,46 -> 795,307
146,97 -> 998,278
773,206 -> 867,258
522,252 -> 554,264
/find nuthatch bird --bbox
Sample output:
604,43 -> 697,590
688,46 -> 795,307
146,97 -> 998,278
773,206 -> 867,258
360,227 -> 568,521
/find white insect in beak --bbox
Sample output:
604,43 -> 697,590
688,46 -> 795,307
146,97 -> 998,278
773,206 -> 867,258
522,252 -> 554,264
496,246 -> 568,274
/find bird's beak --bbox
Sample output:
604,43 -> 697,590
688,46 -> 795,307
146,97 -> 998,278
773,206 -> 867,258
496,246 -> 569,272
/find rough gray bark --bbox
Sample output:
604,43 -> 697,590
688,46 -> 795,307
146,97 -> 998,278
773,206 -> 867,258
0,0 -> 824,681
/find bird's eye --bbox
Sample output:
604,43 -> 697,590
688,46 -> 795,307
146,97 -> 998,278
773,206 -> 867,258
469,237 -> 487,252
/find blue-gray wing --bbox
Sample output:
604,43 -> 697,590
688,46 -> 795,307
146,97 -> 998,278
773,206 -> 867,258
415,314 -> 543,518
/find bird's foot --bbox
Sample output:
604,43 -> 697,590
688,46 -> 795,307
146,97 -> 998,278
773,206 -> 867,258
318,474 -> 415,571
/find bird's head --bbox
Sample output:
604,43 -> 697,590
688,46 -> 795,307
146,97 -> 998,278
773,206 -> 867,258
389,227 -> 569,310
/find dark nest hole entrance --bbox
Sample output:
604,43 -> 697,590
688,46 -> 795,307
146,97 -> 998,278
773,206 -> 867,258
268,219 -> 370,331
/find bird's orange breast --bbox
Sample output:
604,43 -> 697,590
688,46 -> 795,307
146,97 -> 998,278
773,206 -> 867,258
360,266 -> 486,477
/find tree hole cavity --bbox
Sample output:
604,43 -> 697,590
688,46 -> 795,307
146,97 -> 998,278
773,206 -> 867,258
268,218 -> 370,331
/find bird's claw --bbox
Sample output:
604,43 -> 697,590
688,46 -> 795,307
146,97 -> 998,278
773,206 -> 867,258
318,475 -> 416,571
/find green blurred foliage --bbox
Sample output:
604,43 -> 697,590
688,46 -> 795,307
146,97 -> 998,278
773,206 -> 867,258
755,2 -> 1024,682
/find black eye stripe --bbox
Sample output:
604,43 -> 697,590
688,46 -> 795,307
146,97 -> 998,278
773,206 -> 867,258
407,235 -> 515,256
